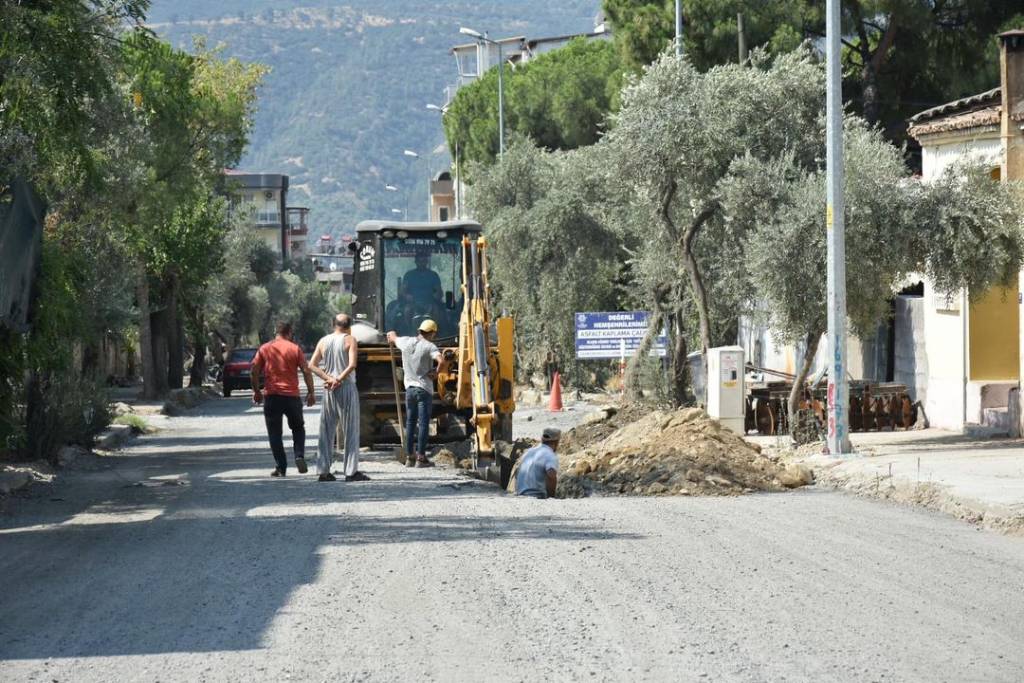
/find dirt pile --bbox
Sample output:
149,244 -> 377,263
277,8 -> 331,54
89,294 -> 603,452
555,406 -> 810,498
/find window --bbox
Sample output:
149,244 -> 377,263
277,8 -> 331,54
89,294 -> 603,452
382,236 -> 462,338
439,206 -> 450,222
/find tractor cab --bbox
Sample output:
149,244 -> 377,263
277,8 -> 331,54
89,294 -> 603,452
348,220 -> 481,343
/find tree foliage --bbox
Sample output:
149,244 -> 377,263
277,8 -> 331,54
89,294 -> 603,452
0,1 -> 279,460
444,39 -> 625,170
602,0 -> 1024,137
468,138 -> 622,380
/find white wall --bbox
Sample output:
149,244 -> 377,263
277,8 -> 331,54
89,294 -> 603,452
919,135 -> 1001,181
917,132 -> 1000,429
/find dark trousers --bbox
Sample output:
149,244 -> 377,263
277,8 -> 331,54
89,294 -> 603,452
405,387 -> 432,456
264,394 -> 305,472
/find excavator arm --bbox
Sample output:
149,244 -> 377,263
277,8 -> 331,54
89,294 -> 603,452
450,235 -> 514,466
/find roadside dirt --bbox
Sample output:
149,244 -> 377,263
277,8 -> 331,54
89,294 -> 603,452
551,405 -> 811,498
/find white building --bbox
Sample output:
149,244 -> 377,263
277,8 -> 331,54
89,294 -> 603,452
906,30 -> 1024,432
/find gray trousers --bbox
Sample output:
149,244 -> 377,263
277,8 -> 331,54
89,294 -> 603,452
318,380 -> 360,476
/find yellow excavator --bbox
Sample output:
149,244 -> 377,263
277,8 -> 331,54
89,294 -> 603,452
345,220 -> 516,483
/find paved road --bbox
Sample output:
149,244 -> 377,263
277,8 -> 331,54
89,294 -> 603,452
2,395 -> 1023,682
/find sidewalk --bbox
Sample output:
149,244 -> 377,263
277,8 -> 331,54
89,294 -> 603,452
762,430 -> 1024,535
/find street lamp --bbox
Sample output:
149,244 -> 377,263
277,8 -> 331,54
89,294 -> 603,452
391,207 -> 406,220
459,26 -> 505,157
427,103 -> 461,218
402,149 -> 430,220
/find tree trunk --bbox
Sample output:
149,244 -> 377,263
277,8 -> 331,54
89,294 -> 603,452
166,274 -> 184,391
137,270 -> 160,400
151,307 -> 170,397
626,309 -> 664,401
669,308 -> 689,407
787,332 -> 821,434
189,310 -> 207,388
679,204 -> 718,405
851,6 -> 896,127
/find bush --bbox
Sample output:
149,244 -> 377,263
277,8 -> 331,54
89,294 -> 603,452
23,374 -> 111,463
113,414 -> 151,434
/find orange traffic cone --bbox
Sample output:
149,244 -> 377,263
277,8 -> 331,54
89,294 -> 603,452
548,371 -> 563,412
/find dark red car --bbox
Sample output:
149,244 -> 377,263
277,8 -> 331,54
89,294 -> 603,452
222,348 -> 260,397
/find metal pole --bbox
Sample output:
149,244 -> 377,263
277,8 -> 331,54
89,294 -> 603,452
497,40 -> 505,157
675,0 -> 683,58
737,13 -> 747,63
825,0 -> 851,455
455,138 -> 461,218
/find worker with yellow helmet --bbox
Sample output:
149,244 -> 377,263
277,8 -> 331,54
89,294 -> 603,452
386,319 -> 441,467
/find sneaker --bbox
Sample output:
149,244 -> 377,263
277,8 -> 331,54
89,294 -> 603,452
345,472 -> 371,482
295,456 -> 308,474
271,469 -> 285,477
404,453 -> 417,467
415,457 -> 435,468
318,473 -> 337,482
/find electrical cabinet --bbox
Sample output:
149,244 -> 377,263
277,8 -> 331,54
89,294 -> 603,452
706,346 -> 745,434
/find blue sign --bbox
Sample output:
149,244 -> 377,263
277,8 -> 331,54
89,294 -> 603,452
574,312 -> 668,360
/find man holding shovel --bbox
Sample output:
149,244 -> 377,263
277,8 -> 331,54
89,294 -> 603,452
386,319 -> 441,468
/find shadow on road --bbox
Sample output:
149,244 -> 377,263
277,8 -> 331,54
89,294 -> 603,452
0,394 -> 640,660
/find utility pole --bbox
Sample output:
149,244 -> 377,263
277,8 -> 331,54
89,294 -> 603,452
825,0 -> 852,455
737,13 -> 748,64
675,0 -> 683,58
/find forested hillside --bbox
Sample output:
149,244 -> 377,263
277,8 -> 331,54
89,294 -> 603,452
148,1 -> 600,239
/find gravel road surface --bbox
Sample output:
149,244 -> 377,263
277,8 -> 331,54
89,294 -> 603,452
2,394 -> 1023,682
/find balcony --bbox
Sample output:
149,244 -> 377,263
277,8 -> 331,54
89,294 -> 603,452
255,211 -> 281,226
286,207 -> 310,236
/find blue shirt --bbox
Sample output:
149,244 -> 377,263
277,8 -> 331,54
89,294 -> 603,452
516,444 -> 559,498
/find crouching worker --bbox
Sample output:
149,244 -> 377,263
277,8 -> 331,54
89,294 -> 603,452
516,427 -> 560,498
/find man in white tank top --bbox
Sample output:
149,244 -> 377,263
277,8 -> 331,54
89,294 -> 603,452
308,314 -> 367,482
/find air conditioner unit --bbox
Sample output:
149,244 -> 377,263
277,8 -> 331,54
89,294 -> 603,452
264,190 -> 274,200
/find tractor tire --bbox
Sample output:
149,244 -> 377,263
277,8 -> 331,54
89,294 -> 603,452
359,403 -> 378,448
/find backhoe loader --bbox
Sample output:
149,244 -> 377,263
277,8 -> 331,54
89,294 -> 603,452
345,220 -> 516,483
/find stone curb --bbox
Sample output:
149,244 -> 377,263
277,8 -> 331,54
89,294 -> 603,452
809,457 -> 1024,536
95,424 -> 134,451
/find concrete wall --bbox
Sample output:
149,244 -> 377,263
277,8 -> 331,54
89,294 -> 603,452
922,281 -> 967,430
894,295 -> 928,404
920,135 -> 1001,179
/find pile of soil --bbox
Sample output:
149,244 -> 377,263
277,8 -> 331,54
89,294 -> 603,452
554,406 -> 812,498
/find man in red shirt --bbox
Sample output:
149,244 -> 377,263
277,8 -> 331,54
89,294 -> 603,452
251,321 -> 316,477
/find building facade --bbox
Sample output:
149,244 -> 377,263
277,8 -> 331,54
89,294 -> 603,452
906,30 -> 1024,432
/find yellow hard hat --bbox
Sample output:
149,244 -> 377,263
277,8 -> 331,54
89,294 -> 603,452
418,319 -> 438,334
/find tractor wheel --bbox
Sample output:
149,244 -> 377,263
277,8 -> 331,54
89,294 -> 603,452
359,403 -> 377,448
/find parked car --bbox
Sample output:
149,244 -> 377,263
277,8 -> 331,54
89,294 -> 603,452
222,348 -> 260,397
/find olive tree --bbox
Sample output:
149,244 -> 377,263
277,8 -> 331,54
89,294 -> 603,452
468,138 -> 623,383
603,48 -> 824,402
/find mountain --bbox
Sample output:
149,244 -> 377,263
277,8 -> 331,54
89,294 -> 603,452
147,1 -> 602,240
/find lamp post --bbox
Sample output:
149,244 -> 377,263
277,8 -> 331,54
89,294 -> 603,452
675,0 -> 683,58
385,183 -> 404,221
403,149 -> 430,220
459,26 -> 504,157
427,103 -> 460,219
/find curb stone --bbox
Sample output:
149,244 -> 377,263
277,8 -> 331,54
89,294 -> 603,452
808,457 -> 1024,536
96,424 -> 134,450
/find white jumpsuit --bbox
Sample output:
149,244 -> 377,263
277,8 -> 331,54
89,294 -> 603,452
316,333 -> 360,476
